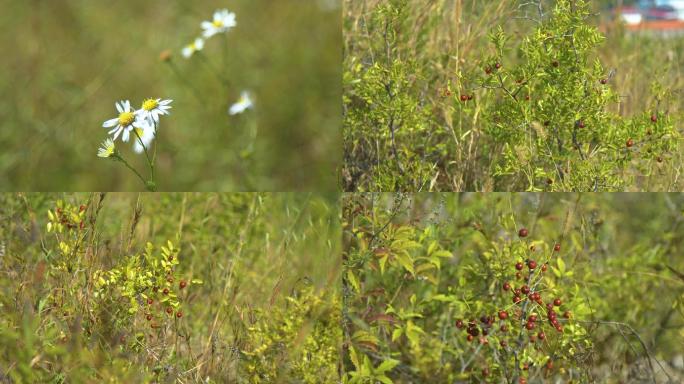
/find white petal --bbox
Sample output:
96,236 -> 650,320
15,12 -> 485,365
116,101 -> 124,113
112,127 -> 122,140
103,118 -> 119,128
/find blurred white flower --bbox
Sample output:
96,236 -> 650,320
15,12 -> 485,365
182,38 -> 205,59
201,9 -> 236,38
138,98 -> 173,124
229,91 -> 254,115
132,125 -> 156,154
102,100 -> 149,142
97,138 -> 116,158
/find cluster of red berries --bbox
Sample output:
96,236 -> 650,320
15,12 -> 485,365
484,62 -> 502,75
144,279 -> 188,326
460,94 -> 475,102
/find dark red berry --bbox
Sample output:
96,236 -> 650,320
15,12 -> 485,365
554,243 -> 561,252
541,263 -> 548,272
146,314 -> 152,321
456,319 -> 464,328
515,262 -> 524,270
179,280 -> 187,289
163,288 -> 169,295
485,67 -> 492,75
495,62 -> 502,69
555,325 -> 563,332
79,205 -> 86,212
498,310 -> 509,320
147,298 -> 153,305
460,94 -> 468,102
651,114 -> 658,123
513,296 -> 522,304
553,298 -> 562,307
600,78 -> 607,84
552,60 -> 559,67
500,325 -> 508,332
503,282 -> 511,291
528,315 -> 537,322
166,307 -> 173,314
467,94 -> 474,100
518,228 -> 528,238
546,303 -> 554,311
626,139 -> 634,148
657,156 -> 664,163
578,120 -> 585,128
525,322 -> 535,330
521,285 -> 530,294
500,340 -> 507,347
529,335 -> 536,343
528,260 -> 537,270
563,311 -> 571,319
538,331 -> 546,340
516,272 -> 522,279
176,311 -> 183,318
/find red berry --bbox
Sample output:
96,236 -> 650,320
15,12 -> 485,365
552,60 -> 559,67
514,289 -> 521,296
626,138 -> 634,148
166,307 -> 173,314
460,94 -> 468,102
498,310 -> 509,320
563,311 -> 571,319
651,114 -> 658,123
519,379 -> 527,384
600,78 -> 608,84
503,282 -> 511,291
176,311 -> 183,318
529,335 -> 536,343
500,340 -> 507,347
541,263 -> 548,272
528,260 -> 537,270
518,228 -> 529,238
553,298 -> 562,307
456,319 -> 464,329
525,322 -> 535,330
528,315 -> 537,322
495,62 -> 502,69
513,296 -> 522,304
538,331 -> 546,340
482,367 -> 490,377
516,272 -> 522,279
147,298 -> 153,305
555,325 -> 563,332
179,280 -> 187,289
515,262 -> 524,271
546,303 -> 554,311
554,243 -> 561,252
467,94 -> 474,100
500,325 -> 508,332
657,156 -> 664,163
521,285 -> 530,294
467,334 -> 474,342
146,314 -> 152,321
546,360 -> 554,370
79,205 -> 86,212
485,67 -> 492,75
163,288 -> 169,295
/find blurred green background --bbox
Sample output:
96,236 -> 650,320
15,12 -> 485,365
0,0 -> 341,191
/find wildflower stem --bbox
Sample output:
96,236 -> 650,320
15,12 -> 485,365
197,51 -> 230,87
133,129 -> 155,183
114,154 -> 149,190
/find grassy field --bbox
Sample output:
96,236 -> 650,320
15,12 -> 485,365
0,192 -> 341,383
343,193 -> 684,383
343,0 -> 684,191
0,0 -> 341,191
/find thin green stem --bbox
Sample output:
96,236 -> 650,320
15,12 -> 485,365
113,154 -> 149,190
133,128 -> 154,181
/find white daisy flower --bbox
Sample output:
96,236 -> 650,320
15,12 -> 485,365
132,125 -> 156,154
138,98 -> 173,124
229,91 -> 254,115
201,9 -> 236,39
97,138 -> 116,158
102,100 -> 149,142
182,38 -> 205,59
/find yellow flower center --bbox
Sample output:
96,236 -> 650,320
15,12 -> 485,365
142,99 -> 159,111
213,20 -> 223,28
118,112 -> 135,126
